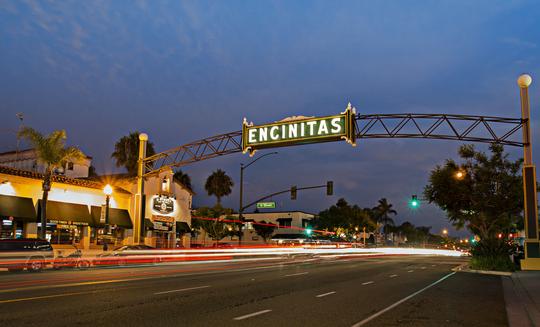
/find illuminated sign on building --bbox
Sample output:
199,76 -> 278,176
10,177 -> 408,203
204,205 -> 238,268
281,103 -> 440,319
152,196 -> 175,215
242,103 -> 356,156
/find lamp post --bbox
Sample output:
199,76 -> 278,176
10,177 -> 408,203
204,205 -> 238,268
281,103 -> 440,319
517,74 -> 540,270
239,152 -> 278,245
103,184 -> 113,235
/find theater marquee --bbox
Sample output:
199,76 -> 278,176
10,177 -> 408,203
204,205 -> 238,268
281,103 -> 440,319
242,103 -> 356,156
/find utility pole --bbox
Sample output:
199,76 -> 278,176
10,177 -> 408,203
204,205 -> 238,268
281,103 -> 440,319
517,74 -> 540,270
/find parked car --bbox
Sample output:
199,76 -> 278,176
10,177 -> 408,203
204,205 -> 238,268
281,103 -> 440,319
0,238 -> 54,272
93,245 -> 157,266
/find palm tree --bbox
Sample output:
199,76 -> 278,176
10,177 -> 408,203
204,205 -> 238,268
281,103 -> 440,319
373,198 -> 397,242
204,169 -> 234,205
111,132 -> 155,176
18,127 -> 86,239
173,170 -> 193,193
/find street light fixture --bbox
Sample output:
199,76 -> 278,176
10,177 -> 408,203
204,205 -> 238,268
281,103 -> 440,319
103,184 -> 113,235
455,170 -> 465,180
238,152 -> 278,244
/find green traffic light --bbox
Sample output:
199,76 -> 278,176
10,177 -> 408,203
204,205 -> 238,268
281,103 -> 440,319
409,195 -> 419,208
305,228 -> 312,235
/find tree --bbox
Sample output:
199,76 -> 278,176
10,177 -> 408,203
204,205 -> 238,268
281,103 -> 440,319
373,198 -> 397,241
193,206 -> 233,246
253,220 -> 277,243
424,144 -> 522,241
111,132 -> 156,176
394,221 -> 431,246
173,170 -> 193,193
18,127 -> 86,239
204,169 -> 234,205
315,198 -> 377,241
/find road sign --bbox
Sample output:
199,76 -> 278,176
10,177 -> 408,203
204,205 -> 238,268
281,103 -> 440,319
242,103 -> 356,156
256,202 -> 276,209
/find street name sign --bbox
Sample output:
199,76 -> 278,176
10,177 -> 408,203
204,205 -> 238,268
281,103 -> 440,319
256,202 -> 276,209
242,103 -> 356,156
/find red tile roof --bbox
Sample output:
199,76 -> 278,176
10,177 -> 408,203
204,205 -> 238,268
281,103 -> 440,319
0,165 -> 131,194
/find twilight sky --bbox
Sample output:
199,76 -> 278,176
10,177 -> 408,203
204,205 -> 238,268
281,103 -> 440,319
1,1 -> 540,237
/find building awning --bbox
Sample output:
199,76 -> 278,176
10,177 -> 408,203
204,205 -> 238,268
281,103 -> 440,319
176,221 -> 191,233
37,200 -> 93,226
90,206 -> 133,229
0,194 -> 36,221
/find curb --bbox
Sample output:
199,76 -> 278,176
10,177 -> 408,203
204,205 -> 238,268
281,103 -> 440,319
452,263 -> 513,276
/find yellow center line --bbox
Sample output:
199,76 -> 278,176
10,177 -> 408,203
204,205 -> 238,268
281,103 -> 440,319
0,278 -> 139,294
0,289 -> 109,304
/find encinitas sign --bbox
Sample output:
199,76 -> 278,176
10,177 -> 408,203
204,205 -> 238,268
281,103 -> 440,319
242,103 -> 357,155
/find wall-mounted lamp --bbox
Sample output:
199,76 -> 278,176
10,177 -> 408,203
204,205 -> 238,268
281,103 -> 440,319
161,177 -> 170,193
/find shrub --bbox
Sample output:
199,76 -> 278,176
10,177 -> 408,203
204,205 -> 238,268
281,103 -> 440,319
470,255 -> 515,272
469,238 -> 515,272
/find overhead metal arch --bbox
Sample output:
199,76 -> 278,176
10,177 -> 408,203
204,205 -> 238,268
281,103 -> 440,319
355,113 -> 525,146
142,113 -> 526,176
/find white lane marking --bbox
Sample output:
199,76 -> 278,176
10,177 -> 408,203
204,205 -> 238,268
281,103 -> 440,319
407,270 -> 414,273
362,281 -> 374,285
154,285 -> 210,295
431,264 -> 437,267
233,309 -> 272,320
284,272 -> 309,277
351,272 -> 456,327
316,291 -> 336,298
0,261 -> 308,294
421,266 -> 427,269
389,274 -> 398,278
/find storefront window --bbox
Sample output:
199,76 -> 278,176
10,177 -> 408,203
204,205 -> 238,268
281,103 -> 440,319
44,224 -> 82,245
0,219 -> 22,239
93,226 -> 124,246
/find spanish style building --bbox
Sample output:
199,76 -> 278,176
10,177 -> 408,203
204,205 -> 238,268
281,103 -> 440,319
0,153 -> 193,250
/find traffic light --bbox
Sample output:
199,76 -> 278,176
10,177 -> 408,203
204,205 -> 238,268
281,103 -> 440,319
291,186 -> 297,200
326,181 -> 333,196
409,195 -> 419,208
305,228 -> 312,236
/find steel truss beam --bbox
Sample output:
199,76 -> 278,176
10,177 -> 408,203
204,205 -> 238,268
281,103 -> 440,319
355,113 -> 525,147
143,114 -> 526,175
143,131 -> 242,175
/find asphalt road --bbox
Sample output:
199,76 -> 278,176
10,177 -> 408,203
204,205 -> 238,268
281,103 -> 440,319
0,255 -> 507,327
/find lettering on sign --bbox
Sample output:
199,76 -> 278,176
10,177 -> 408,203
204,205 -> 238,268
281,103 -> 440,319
256,202 -> 276,209
152,215 -> 175,223
152,196 -> 175,215
153,221 -> 173,231
242,103 -> 356,156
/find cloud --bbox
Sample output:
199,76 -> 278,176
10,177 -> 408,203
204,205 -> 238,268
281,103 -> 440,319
501,37 -> 537,49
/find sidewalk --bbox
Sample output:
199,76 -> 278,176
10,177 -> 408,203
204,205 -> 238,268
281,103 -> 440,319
503,271 -> 540,327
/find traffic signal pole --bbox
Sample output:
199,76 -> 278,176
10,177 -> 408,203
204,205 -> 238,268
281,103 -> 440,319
241,182 -> 333,213
238,152 -> 278,245
517,74 -> 540,270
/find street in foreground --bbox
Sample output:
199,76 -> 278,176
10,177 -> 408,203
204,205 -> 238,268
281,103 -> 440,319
0,255 -> 507,327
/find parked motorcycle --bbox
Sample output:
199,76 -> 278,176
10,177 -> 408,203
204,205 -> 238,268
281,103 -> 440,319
53,246 -> 91,270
